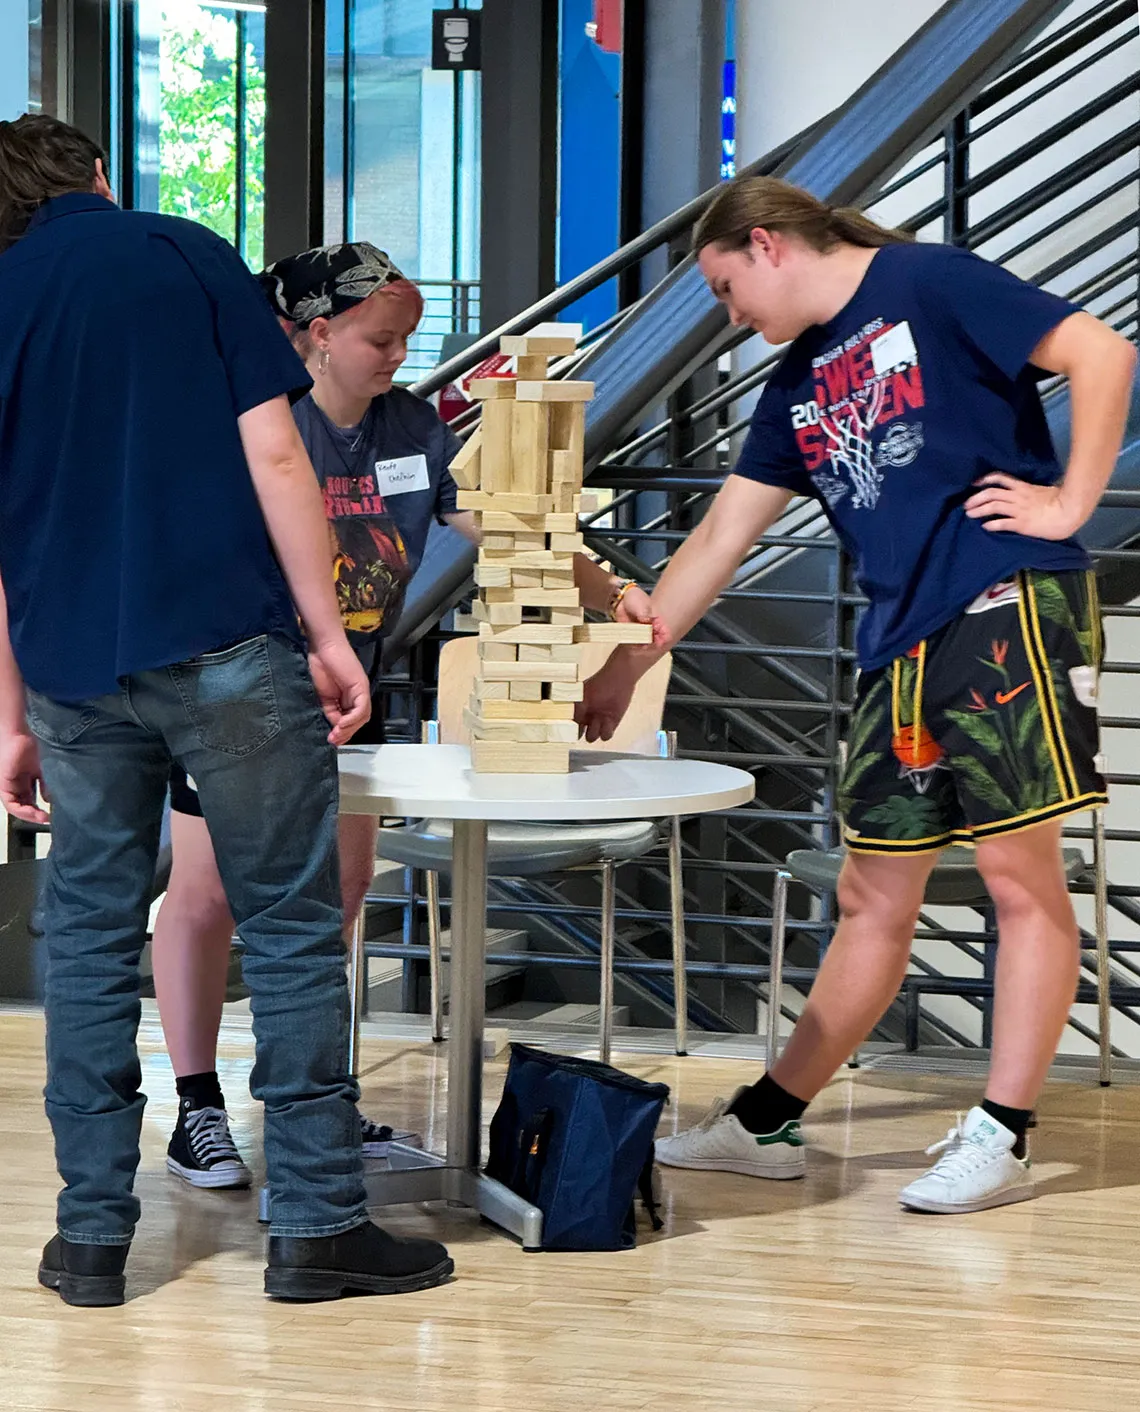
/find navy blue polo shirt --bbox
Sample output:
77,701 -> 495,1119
0,194 -> 311,701
734,241 -> 1087,668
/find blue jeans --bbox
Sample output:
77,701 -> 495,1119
26,633 -> 368,1245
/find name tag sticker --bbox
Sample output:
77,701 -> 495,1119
376,454 -> 430,496
870,321 -> 918,377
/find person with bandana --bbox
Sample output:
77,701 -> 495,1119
157,242 -> 659,1189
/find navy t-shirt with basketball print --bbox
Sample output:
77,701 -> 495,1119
734,241 -> 1088,670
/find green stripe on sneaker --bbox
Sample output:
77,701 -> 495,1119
754,1120 -> 804,1148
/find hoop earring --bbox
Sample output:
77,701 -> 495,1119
318,349 -> 330,375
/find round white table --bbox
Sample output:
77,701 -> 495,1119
339,743 -> 754,1248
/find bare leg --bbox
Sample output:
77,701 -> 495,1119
976,820 -> 1080,1109
338,814 -> 379,938
151,812 -> 234,1078
769,849 -> 940,1100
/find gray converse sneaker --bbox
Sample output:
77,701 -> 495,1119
655,1088 -> 806,1179
899,1107 -> 1034,1214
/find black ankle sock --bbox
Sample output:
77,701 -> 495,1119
176,1070 -> 225,1113
981,1099 -> 1033,1159
727,1073 -> 809,1135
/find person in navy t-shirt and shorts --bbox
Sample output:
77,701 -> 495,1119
578,174 -> 1137,1215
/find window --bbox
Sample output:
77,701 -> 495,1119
134,0 -> 266,269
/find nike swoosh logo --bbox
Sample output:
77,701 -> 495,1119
995,682 -> 1031,705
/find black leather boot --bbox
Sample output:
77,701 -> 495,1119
38,1235 -> 129,1307
265,1220 -> 453,1301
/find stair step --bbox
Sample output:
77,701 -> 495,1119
490,1000 -> 631,1027
366,927 -> 530,1013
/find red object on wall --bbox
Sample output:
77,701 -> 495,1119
593,0 -> 622,54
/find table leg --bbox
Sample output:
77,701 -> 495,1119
361,817 -> 543,1250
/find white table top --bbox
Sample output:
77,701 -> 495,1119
338,743 -> 754,821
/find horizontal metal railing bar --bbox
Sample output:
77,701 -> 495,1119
873,148 -> 948,202
1032,208 -> 1140,288
982,0 -> 1134,109
673,642 -> 856,660
969,23 -> 1139,141
585,528 -> 836,548
1069,256 -> 1139,311
680,750 -> 829,767
1065,827 -> 1140,842
668,695 -> 853,713
984,146 -> 1140,263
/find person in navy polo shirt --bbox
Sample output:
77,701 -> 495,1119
0,114 -> 452,1304
579,174 -> 1137,1215
153,240 -> 659,1186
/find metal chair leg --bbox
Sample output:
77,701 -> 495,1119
346,902 -> 367,1078
763,870 -> 790,1065
668,815 -> 688,1056
1094,806 -> 1112,1086
599,860 -> 616,1065
426,868 -> 445,1042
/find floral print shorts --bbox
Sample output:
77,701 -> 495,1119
840,570 -> 1107,855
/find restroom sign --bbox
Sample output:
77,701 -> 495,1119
432,9 -> 482,70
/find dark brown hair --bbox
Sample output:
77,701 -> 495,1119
693,174 -> 913,256
0,114 -> 107,254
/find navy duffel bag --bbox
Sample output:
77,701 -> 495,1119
485,1043 -> 670,1251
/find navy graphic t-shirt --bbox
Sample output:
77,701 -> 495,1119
294,386 -> 461,652
734,241 -> 1088,669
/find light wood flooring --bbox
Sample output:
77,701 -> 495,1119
2,1008 -> 1140,1411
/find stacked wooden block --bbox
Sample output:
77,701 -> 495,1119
447,327 -> 653,773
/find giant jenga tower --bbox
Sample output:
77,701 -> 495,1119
447,326 -> 652,773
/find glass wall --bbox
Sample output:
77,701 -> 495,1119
2,0 -> 34,121
327,0 -> 482,379
134,0 -> 267,269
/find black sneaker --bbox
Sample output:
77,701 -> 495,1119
38,1235 -> 128,1307
265,1220 -> 453,1301
166,1098 -> 253,1189
360,1112 -> 423,1159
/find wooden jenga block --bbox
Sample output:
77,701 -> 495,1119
464,711 -> 578,744
573,622 -> 654,644
479,400 -> 514,495
519,644 -> 583,663
471,740 -> 570,774
549,532 -> 584,553
448,431 -> 481,491
550,606 -> 586,625
478,622 -> 576,644
508,681 -> 543,702
482,661 -> 580,683
548,681 -> 585,702
484,587 -> 581,609
551,450 -> 579,486
482,510 -> 578,533
542,570 -> 576,589
457,490 -> 556,515
472,599 -> 523,626
516,354 -> 549,380
474,561 -> 512,589
481,699 -> 577,721
515,381 -> 595,403
469,378 -> 518,400
478,641 -> 518,662
500,332 -> 578,357
472,679 -> 511,701
481,549 -> 573,570
509,400 -> 550,497
510,569 -> 544,589
483,531 -> 546,552
550,401 -> 586,466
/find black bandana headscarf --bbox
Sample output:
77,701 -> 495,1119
258,241 -> 408,328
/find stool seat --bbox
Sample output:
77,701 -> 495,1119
784,844 -> 1088,907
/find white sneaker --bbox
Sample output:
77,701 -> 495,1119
655,1088 -> 806,1179
899,1107 -> 1034,1214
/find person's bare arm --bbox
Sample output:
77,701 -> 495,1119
238,396 -> 369,744
443,509 -> 480,544
0,575 -> 49,824
966,312 -> 1137,537
577,476 -> 795,741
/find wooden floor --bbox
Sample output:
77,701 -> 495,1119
2,1012 -> 1140,1412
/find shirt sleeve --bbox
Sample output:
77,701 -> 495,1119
164,223 -> 312,416
921,245 -> 1079,383
732,375 -> 813,496
434,420 -> 463,522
